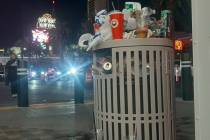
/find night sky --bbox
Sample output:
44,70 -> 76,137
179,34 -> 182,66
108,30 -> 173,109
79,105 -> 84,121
0,0 -> 86,48
0,0 -> 191,48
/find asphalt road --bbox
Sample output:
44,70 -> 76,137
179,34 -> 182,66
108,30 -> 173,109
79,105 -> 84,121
0,79 -> 93,107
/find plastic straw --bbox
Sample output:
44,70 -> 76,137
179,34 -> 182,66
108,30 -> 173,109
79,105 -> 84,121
111,1 -> 116,10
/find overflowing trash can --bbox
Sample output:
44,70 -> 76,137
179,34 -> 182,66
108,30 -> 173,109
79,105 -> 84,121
92,38 -> 175,140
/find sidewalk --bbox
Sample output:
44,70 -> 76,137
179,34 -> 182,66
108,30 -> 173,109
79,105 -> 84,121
0,82 -> 17,106
0,102 -> 95,140
0,98 -> 194,140
176,98 -> 195,140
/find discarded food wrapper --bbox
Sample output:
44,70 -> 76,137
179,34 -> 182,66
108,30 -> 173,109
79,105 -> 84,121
141,7 -> 156,17
78,6 -> 171,50
147,29 -> 153,38
87,18 -> 112,51
87,34 -> 102,51
125,2 -> 141,12
122,8 -> 137,31
95,9 -> 108,25
98,20 -> 112,41
79,12 -> 112,51
123,30 -> 136,39
138,7 -> 156,30
78,33 -> 94,48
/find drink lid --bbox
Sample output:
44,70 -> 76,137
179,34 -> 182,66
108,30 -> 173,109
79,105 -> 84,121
108,10 -> 123,16
96,9 -> 107,17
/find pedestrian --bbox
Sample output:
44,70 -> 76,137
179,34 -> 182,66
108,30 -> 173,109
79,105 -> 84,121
5,53 -> 18,97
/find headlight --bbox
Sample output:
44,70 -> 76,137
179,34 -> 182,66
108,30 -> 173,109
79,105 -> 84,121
68,68 -> 77,75
57,71 -> 61,75
41,71 -> 45,75
31,71 -> 37,77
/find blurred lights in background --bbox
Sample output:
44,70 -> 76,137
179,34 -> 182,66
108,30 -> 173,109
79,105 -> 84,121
32,29 -> 49,43
69,68 -> 77,75
49,46 -> 52,51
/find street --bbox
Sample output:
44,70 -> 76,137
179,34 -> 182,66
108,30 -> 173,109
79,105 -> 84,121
0,79 -> 95,139
0,79 -> 93,107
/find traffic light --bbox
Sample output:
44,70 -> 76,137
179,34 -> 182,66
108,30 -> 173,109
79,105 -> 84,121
174,40 -> 184,51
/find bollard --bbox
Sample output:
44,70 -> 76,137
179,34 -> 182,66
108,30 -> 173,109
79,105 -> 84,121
181,61 -> 194,101
17,60 -> 29,107
74,72 -> 85,104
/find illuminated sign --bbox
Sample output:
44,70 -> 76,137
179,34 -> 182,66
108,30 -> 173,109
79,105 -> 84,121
32,29 -> 49,43
37,13 -> 56,29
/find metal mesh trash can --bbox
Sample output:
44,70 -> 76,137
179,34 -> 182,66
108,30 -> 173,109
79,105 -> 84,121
93,38 -> 175,140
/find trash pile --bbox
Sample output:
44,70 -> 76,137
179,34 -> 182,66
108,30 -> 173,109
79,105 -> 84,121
78,2 -> 174,51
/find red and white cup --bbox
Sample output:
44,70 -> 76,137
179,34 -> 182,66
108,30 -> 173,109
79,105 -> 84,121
109,11 -> 124,39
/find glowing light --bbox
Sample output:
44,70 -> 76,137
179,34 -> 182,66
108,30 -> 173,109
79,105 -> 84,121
49,46 -> 52,51
69,68 -> 77,75
175,40 -> 184,51
37,13 -> 56,29
56,71 -> 61,75
32,29 -> 49,43
31,71 -> 37,77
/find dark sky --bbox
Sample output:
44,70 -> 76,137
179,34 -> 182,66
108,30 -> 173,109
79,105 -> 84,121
0,0 -> 86,48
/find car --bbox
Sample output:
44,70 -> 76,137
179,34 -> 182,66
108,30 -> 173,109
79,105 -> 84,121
44,67 -> 62,81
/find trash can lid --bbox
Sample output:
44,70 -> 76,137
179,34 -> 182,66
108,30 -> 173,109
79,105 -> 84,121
93,38 -> 173,50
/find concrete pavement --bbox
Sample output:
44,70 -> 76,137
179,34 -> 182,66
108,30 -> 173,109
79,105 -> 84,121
0,82 -> 17,106
0,99 -> 195,140
0,102 -> 95,140
0,81 -> 195,140
176,98 -> 195,140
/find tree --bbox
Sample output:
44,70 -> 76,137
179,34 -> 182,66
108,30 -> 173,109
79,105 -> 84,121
13,39 -> 31,57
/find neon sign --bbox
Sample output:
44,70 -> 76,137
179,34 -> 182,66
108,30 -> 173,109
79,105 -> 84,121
37,13 -> 56,29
